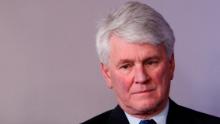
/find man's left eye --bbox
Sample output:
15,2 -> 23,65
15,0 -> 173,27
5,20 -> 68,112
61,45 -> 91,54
145,60 -> 159,65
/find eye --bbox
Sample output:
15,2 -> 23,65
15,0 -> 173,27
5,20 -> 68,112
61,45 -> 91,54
119,64 -> 132,70
145,59 -> 159,65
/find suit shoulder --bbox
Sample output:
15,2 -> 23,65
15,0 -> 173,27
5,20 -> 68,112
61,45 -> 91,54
178,105 -> 220,123
168,100 -> 220,123
81,109 -> 113,124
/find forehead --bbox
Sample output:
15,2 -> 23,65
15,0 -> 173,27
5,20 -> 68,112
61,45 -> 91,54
109,34 -> 159,49
108,35 -> 167,61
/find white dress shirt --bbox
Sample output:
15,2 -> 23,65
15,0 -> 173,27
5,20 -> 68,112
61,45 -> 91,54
125,100 -> 169,124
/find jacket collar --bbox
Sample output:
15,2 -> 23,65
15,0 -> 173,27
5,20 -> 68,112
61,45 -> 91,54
108,99 -> 191,124
107,105 -> 130,124
166,99 -> 191,124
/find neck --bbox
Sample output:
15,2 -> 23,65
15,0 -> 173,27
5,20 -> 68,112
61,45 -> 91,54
120,99 -> 169,119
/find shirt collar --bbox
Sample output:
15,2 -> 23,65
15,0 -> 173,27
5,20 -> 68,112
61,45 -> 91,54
125,100 -> 169,124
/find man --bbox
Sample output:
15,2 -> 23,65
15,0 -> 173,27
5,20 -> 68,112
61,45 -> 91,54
82,1 -> 220,124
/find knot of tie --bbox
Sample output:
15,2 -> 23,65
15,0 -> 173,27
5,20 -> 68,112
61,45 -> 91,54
139,119 -> 157,124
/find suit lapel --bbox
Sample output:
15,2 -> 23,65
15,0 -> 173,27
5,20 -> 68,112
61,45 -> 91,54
107,100 -> 193,124
166,99 -> 191,124
107,105 -> 130,124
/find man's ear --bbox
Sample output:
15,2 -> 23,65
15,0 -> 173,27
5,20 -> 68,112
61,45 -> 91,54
100,63 -> 113,89
169,53 -> 175,80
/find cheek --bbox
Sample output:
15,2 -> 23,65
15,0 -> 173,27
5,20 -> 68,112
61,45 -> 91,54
158,70 -> 171,98
111,71 -> 133,93
152,66 -> 171,89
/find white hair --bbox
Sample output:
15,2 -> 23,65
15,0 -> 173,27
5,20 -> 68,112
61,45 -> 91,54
96,1 -> 175,64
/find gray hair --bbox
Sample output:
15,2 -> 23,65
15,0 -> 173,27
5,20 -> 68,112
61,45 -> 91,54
96,1 -> 175,64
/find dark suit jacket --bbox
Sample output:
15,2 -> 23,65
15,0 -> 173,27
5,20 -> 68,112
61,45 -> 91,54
82,100 -> 220,124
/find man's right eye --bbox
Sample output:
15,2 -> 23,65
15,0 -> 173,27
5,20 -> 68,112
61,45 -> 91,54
120,64 -> 131,69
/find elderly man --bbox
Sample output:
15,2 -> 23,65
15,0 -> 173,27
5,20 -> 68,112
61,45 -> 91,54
82,1 -> 220,124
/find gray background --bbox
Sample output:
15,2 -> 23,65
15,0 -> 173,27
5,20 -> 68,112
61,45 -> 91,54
0,0 -> 220,124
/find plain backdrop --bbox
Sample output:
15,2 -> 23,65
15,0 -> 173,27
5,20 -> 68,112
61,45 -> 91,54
0,0 -> 220,124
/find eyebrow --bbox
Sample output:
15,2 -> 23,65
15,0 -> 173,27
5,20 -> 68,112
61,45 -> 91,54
116,55 -> 161,66
116,59 -> 133,66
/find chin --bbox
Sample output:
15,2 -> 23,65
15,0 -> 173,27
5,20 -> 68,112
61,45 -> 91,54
133,98 -> 161,113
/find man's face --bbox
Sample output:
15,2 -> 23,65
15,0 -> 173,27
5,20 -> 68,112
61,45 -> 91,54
101,35 -> 175,117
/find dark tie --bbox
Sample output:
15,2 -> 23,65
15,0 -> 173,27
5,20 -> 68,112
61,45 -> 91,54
139,119 -> 157,124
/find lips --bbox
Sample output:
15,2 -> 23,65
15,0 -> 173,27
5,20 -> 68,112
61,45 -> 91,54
132,88 -> 155,94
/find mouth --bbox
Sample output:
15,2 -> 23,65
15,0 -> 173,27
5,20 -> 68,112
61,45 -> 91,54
132,89 -> 155,95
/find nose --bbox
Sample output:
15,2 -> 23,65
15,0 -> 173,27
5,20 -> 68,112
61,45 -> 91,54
134,65 -> 149,84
